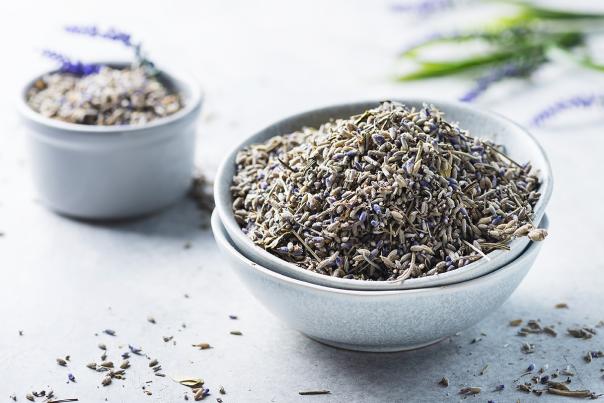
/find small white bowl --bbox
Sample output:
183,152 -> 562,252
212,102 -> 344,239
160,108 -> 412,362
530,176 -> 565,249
212,210 -> 547,352
17,63 -> 202,220
215,100 -> 553,290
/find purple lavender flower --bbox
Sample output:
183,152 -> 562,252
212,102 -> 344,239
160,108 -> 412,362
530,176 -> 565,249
128,344 -> 143,355
459,60 -> 537,103
42,49 -> 100,76
65,25 -> 132,47
530,94 -> 602,127
64,25 -> 155,73
359,211 -> 368,223
391,0 -> 454,16
371,133 -> 385,145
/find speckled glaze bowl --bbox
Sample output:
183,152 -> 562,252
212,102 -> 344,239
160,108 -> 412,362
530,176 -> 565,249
212,211 -> 548,352
215,100 -> 552,290
18,63 -> 202,220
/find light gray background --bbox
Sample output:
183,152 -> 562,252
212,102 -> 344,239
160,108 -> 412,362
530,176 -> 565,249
1,1 -> 604,402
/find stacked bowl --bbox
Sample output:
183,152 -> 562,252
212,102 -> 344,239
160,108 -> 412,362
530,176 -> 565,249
212,100 -> 552,352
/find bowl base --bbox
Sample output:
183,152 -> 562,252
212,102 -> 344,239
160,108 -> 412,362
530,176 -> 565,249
306,335 -> 447,353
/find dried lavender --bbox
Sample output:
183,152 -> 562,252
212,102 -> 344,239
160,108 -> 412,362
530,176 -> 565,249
26,66 -> 182,125
231,102 -> 546,281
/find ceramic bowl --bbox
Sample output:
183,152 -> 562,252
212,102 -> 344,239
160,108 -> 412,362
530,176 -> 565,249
212,210 -> 547,352
17,63 -> 202,220
214,100 -> 552,290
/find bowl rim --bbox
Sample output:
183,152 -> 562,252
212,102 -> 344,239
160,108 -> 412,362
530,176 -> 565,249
212,209 -> 547,296
215,99 -> 553,290
16,61 -> 203,136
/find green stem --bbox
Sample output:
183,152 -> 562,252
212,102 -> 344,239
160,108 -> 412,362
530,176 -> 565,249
550,46 -> 604,72
398,52 -> 516,81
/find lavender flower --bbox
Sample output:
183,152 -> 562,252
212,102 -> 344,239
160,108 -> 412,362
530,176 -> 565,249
391,0 -> 455,16
128,344 -> 143,355
531,94 -> 602,127
64,25 -> 155,73
359,211 -> 368,223
42,50 -> 100,76
459,60 -> 537,103
65,25 -> 133,47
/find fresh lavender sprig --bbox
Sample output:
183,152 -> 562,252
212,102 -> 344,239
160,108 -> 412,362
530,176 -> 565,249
42,49 -> 100,75
531,94 -> 603,127
64,25 -> 155,73
64,25 -> 133,47
391,0 -> 455,16
459,60 -> 538,102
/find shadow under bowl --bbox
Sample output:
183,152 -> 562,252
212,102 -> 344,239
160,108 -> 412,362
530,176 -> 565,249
212,210 -> 548,352
215,99 -> 552,291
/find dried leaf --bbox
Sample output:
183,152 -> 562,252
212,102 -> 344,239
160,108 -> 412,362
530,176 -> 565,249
177,378 -> 205,389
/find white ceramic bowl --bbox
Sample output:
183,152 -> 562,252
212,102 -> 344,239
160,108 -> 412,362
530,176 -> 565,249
17,63 -> 202,220
212,210 -> 547,352
215,100 -> 552,290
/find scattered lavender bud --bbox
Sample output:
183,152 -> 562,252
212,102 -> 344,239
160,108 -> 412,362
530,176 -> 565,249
359,211 -> 368,223
128,344 -> 142,355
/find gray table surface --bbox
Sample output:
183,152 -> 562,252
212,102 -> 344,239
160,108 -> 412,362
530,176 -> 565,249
2,1 -> 604,402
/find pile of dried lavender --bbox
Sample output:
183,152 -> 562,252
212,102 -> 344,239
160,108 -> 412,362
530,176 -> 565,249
231,102 -> 546,281
26,66 -> 182,125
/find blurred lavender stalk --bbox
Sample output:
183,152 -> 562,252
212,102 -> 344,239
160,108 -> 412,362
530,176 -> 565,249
391,0 -> 455,15
459,61 -> 539,103
63,25 -> 156,73
42,50 -> 100,75
64,25 -> 133,48
531,94 -> 603,127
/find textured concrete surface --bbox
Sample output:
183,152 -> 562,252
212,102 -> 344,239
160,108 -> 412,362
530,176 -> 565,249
1,1 -> 604,402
